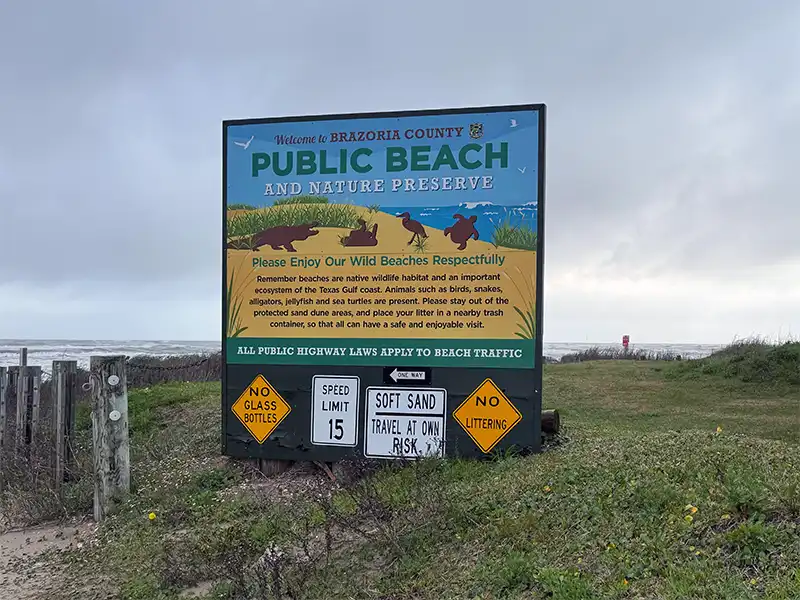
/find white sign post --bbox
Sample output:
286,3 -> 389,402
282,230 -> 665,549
311,375 -> 360,447
364,386 -> 446,459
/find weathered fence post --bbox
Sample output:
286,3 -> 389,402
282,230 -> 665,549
0,366 -> 7,493
53,360 -> 78,490
15,366 -> 28,454
90,355 -> 130,522
29,366 -> 42,445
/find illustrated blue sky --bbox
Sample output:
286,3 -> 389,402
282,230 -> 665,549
226,109 -> 540,209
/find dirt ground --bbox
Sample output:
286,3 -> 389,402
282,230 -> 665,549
0,521 -> 94,600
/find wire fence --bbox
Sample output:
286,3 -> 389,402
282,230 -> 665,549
0,349 -> 222,527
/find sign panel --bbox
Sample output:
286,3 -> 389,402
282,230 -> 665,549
364,386 -> 446,459
231,375 -> 291,443
222,103 -> 545,462
311,375 -> 360,446
453,378 -> 522,453
382,366 -> 432,386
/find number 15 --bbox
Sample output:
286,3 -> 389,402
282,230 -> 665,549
328,418 -> 344,440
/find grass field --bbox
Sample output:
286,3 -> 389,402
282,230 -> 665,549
14,343 -> 800,599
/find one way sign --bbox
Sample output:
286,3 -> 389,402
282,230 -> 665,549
382,366 -> 432,386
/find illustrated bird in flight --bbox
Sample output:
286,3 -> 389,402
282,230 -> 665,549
510,119 -> 518,128
234,135 -> 254,149
518,167 -> 526,173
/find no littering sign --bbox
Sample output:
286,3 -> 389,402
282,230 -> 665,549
453,378 -> 522,453
231,375 -> 291,443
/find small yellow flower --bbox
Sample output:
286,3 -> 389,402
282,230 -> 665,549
607,542 -> 616,550
721,513 -> 731,520
716,426 -> 722,433
148,512 -> 156,521
684,515 -> 694,523
623,578 -> 629,586
543,485 -> 551,493
750,578 -> 757,585
690,506 -> 698,514
689,546 -> 696,551
695,551 -> 701,556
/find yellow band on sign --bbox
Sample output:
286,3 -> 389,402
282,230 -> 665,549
453,378 -> 522,453
231,375 -> 291,443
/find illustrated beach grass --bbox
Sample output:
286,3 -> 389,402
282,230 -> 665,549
491,213 -> 537,251
504,264 -> 537,340
227,203 -> 257,211
225,266 -> 247,338
273,195 -> 329,206
227,202 -> 361,240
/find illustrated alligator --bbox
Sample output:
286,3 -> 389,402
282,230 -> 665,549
227,222 -> 320,252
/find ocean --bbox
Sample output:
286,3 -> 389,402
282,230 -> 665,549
381,202 -> 537,236
0,339 -> 724,370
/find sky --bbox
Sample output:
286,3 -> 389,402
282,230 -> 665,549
226,107 -> 540,208
1,0 -> 798,344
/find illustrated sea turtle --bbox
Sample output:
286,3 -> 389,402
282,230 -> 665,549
444,214 -> 479,250
342,218 -> 379,247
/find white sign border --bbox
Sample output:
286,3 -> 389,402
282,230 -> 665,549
310,374 -> 361,448
363,385 -> 448,460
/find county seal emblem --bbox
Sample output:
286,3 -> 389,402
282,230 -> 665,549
469,122 -> 484,140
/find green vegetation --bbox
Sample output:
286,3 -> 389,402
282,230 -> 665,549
227,203 -> 257,211
491,213 -> 537,251
560,346 -> 679,363
673,337 -> 800,386
273,196 -> 329,206
505,267 -> 536,340
411,233 -> 429,254
225,267 -> 247,338
227,203 -> 360,239
23,344 -> 800,599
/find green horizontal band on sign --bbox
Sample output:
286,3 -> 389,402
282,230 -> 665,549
226,338 -> 535,369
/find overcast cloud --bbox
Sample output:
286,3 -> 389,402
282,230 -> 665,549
1,0 -> 798,343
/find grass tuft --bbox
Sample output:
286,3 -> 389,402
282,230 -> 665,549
490,211 -> 537,251
227,203 -> 359,239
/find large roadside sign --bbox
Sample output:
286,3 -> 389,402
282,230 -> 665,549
222,103 -> 545,460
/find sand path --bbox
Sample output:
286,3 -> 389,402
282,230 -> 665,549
0,521 -> 95,600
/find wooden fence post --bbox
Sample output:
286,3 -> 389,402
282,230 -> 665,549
53,360 -> 78,490
29,366 -> 42,445
15,366 -> 28,454
90,355 -> 130,522
0,366 -> 7,494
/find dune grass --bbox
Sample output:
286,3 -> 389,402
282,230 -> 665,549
227,203 -> 257,211
225,267 -> 247,338
560,346 -> 679,363
273,196 -> 329,206
227,203 -> 360,239
490,213 -> 538,251
36,350 -> 800,600
673,337 -> 800,385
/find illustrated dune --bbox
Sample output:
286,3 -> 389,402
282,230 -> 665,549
225,204 -> 537,342
227,207 -> 525,257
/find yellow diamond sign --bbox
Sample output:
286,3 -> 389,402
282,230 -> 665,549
453,378 -> 522,453
231,375 -> 291,444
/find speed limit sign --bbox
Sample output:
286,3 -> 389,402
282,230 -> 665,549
310,375 -> 360,447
